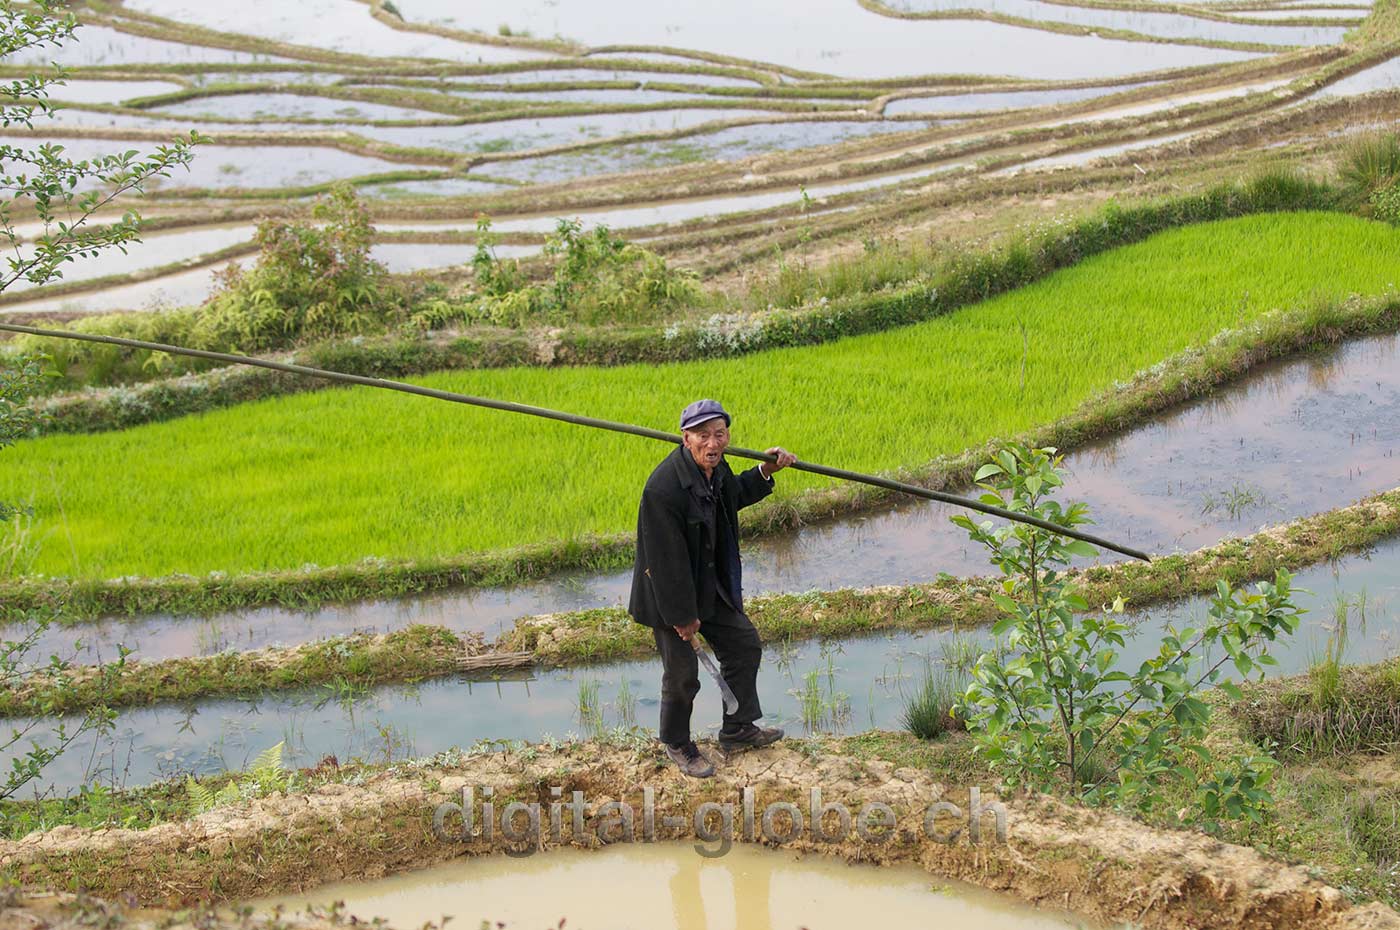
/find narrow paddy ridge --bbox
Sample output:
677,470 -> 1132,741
4,212 -> 1399,579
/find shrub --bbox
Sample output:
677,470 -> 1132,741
416,217 -> 702,329
1371,178 -> 1400,224
953,444 -> 1303,828
194,184 -> 398,349
16,185 -> 407,387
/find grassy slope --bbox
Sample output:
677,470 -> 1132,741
7,211 -> 1400,579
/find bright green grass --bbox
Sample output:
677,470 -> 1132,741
6,212 -> 1400,579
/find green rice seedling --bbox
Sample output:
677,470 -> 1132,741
320,675 -> 367,708
1308,643 -> 1345,711
613,677 -> 637,727
576,677 -> 603,735
1199,482 -> 1268,520
939,634 -> 981,674
790,668 -> 851,733
372,722 -> 414,764
1307,588 -> 1368,710
772,638 -> 800,681
793,669 -> 824,732
8,214 -> 1400,579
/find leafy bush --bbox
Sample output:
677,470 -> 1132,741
197,184 -> 397,348
952,444 -> 1303,828
413,217 -> 701,329
18,184 -> 406,387
1371,177 -> 1400,224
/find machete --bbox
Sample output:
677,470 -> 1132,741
693,640 -> 739,715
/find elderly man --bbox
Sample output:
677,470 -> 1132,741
628,399 -> 797,777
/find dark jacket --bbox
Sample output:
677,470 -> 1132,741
628,445 -> 774,629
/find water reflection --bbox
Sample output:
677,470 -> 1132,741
8,535 -> 1400,796
254,842 -> 1122,930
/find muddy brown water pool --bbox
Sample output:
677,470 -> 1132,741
9,533 -> 1400,795
251,841 -> 1120,930
35,329 -> 1400,667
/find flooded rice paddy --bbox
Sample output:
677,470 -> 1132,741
0,136 -> 412,190
45,328 -> 1400,666
2,0 -> 1372,321
0,262 -> 237,316
882,83 -> 1151,115
48,79 -> 186,105
361,0 -> 1263,79
480,120 -> 943,183
254,841 -> 1120,930
356,109 -> 783,153
1317,53 -> 1400,97
10,532 -> 1400,795
147,93 -> 455,123
4,25 -> 291,67
891,0 -> 1351,45
122,0 -> 551,63
1,224 -> 254,296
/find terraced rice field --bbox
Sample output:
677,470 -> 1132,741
0,0 -> 1393,314
5,212 -> 1397,577
5,2 -> 1400,926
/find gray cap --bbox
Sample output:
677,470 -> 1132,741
679,398 -> 731,431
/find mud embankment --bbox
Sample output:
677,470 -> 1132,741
1,738 -> 1397,929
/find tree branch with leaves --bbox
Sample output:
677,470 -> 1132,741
953,444 -> 1303,831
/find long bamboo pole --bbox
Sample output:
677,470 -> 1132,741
0,322 -> 1152,562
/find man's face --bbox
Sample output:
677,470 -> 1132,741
683,417 -> 730,472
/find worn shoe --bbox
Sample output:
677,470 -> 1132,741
665,740 -> 716,778
718,724 -> 784,753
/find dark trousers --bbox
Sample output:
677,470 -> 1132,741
652,604 -> 763,746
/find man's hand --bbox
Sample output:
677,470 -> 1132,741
674,618 -> 701,642
759,447 -> 797,480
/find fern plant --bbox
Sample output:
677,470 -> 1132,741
185,740 -> 289,814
